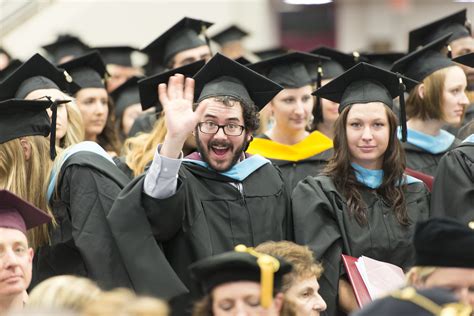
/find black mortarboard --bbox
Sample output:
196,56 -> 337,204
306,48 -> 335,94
248,52 -> 330,88
138,59 -> 205,111
110,76 -> 142,119
0,190 -> 52,236
362,52 -> 406,70
193,53 -> 284,110
392,33 -> 456,84
414,218 -> 474,268
453,52 -> 474,68
142,17 -> 213,67
210,25 -> 249,46
42,34 -> 90,64
96,46 -> 137,67
0,54 -> 72,100
309,46 -> 359,79
234,56 -> 251,65
408,9 -> 471,52
0,59 -> 22,82
58,51 -> 107,94
314,62 -> 418,141
190,245 -> 292,308
353,287 -> 471,316
254,47 -> 288,60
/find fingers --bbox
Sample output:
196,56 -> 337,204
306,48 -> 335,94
184,77 -> 195,102
158,83 -> 169,109
168,74 -> 185,100
193,99 -> 208,120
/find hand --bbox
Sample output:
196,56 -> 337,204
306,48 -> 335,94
158,74 -> 207,158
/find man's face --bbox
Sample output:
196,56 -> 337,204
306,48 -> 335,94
196,98 -> 251,172
0,228 -> 33,298
171,45 -> 212,69
451,36 -> 474,89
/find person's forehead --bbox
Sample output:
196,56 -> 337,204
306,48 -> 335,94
451,36 -> 474,48
201,98 -> 244,118
213,281 -> 261,297
347,102 -> 387,117
0,227 -> 28,245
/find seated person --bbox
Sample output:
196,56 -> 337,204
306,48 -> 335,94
0,190 -> 51,314
190,245 -> 292,316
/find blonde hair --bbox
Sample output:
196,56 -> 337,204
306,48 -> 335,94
60,100 -> 85,148
82,288 -> 169,316
406,266 -> 437,286
27,275 -> 101,312
255,241 -> 324,293
123,113 -> 166,177
0,136 -> 55,248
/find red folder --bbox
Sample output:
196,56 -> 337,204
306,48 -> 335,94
341,254 -> 372,307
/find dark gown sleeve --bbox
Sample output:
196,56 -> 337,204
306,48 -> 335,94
431,147 -> 474,224
292,176 -> 343,316
107,174 -> 189,299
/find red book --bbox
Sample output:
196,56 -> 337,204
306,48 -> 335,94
341,254 -> 372,307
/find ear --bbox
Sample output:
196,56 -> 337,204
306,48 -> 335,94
273,292 -> 285,313
246,134 -> 253,143
417,83 -> 425,99
19,138 -> 32,161
27,248 -> 34,263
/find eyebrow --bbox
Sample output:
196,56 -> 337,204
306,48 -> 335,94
204,114 -> 241,122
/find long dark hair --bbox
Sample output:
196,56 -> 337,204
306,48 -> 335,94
324,103 -> 409,226
97,98 -> 122,155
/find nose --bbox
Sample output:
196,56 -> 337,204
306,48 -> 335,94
294,100 -> 306,115
213,126 -> 228,139
313,294 -> 327,312
460,91 -> 470,106
1,249 -> 20,269
234,301 -> 250,316
94,101 -> 107,115
361,126 -> 373,141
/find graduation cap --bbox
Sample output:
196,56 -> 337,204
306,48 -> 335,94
193,53 -> 284,110
0,190 -> 52,236
234,56 -> 251,65
138,59 -> 205,111
95,46 -> 138,67
110,76 -> 142,119
361,52 -> 406,70
142,17 -> 213,67
414,218 -> 474,268
392,33 -> 456,84
42,34 -> 90,64
453,52 -> 474,68
58,51 -> 107,94
254,47 -> 288,60
210,25 -> 249,46
313,62 -> 419,141
248,52 -> 330,88
0,54 -> 72,101
353,287 -> 472,316
309,46 -> 359,79
190,245 -> 292,308
0,59 -> 22,82
408,9 -> 471,53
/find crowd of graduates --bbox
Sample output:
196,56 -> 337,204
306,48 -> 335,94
0,6 -> 474,316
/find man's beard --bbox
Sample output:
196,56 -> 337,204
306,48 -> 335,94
196,133 -> 250,172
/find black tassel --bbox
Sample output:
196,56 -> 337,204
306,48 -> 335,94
397,74 -> 407,142
47,98 -> 58,160
316,62 -> 323,111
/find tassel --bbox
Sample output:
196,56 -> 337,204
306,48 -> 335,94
447,45 -> 452,59
313,62 -> 324,129
397,75 -> 407,142
45,98 -> 71,160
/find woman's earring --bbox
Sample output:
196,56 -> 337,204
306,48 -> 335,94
306,115 -> 314,130
267,114 -> 276,130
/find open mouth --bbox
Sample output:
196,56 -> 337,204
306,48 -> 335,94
211,145 -> 231,157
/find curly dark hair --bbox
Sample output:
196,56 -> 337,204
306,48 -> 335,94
193,96 -> 260,133
324,103 -> 409,226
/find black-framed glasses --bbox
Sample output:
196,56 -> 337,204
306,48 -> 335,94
197,121 -> 245,136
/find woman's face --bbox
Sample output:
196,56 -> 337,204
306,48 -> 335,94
442,66 -> 469,125
24,88 -> 71,142
121,103 -> 143,136
320,79 -> 340,125
346,102 -> 390,170
271,85 -> 314,133
422,267 -> 474,309
75,88 -> 109,140
212,281 -> 281,316
285,276 -> 327,316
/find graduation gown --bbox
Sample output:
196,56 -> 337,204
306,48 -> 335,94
113,155 -> 134,180
31,151 -> 132,290
107,154 -> 293,315
292,175 -> 430,316
402,139 -> 460,176
246,131 -> 334,191
431,141 -> 474,224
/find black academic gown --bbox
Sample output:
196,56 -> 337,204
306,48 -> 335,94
113,155 -> 134,180
31,152 -> 132,290
107,157 -> 293,315
292,175 -> 430,316
431,141 -> 474,224
402,139 -> 461,176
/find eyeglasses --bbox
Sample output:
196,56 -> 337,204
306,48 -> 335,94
197,121 -> 245,136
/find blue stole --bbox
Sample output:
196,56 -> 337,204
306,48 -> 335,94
183,154 -> 270,181
463,134 -> 474,143
351,162 -> 421,189
47,141 -> 115,202
398,127 -> 455,154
